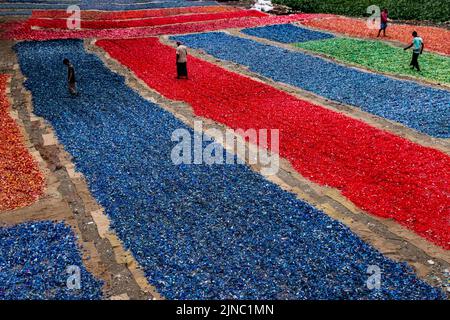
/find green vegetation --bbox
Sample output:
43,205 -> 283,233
274,0 -> 450,23
295,37 -> 450,85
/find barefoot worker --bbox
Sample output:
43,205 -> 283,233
176,41 -> 188,79
63,58 -> 77,95
404,31 -> 424,71
377,8 -> 389,37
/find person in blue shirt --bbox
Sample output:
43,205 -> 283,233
404,31 -> 424,72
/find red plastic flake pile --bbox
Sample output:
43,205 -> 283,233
302,16 -> 450,56
31,5 -> 241,20
0,74 -> 44,211
1,13 -> 319,40
97,37 -> 450,249
29,10 -> 268,30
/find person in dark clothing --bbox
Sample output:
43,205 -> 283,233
176,41 -> 188,79
63,58 -> 77,95
377,8 -> 389,37
404,31 -> 424,72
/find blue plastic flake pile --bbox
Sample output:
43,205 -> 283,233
0,0 -> 218,11
14,39 -> 446,300
173,32 -> 450,138
0,221 -> 103,300
242,23 -> 335,43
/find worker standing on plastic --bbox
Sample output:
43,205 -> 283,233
377,8 -> 389,37
63,58 -> 77,95
404,31 -> 424,72
176,41 -> 188,79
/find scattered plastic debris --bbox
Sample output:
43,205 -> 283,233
0,221 -> 103,300
13,39 -> 446,299
0,74 -> 44,211
174,32 -> 450,138
243,23 -> 334,43
253,0 -> 274,13
301,16 -> 450,56
296,37 -> 450,85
